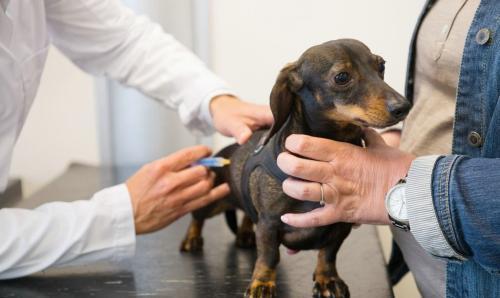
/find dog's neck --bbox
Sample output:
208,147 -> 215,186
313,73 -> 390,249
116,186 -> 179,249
276,98 -> 363,147
270,110 -> 363,156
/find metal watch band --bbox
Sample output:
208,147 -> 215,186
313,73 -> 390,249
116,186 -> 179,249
388,214 -> 410,231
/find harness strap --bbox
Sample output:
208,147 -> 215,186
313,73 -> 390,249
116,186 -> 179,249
240,130 -> 288,223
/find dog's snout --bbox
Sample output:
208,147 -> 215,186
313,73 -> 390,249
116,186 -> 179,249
388,100 -> 411,120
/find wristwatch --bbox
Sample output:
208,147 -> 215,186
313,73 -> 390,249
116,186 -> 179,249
385,178 -> 410,231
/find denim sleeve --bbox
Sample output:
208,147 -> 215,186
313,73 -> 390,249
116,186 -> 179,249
432,155 -> 500,273
406,156 -> 466,260
406,155 -> 500,274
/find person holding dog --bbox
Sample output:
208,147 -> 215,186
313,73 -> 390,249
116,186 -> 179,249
278,0 -> 499,297
0,0 -> 272,279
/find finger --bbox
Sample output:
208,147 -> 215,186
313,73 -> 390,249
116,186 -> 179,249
284,134 -> 353,162
363,128 -> 387,147
233,123 -> 253,145
177,183 -> 231,216
166,172 -> 215,209
155,165 -> 208,195
282,178 -> 339,205
254,105 -> 274,126
277,152 -> 333,183
156,146 -> 212,173
282,178 -> 319,202
280,205 -> 340,228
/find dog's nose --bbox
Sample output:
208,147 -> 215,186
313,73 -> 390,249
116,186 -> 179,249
388,101 -> 411,119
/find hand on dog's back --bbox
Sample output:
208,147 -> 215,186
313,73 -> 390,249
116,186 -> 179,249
210,95 -> 273,145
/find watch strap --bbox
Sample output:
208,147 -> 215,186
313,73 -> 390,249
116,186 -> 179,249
388,214 -> 410,231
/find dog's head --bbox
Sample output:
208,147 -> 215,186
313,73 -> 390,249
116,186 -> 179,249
265,39 -> 411,142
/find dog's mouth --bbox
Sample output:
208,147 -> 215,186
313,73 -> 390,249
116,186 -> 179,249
353,117 -> 400,129
353,118 -> 369,127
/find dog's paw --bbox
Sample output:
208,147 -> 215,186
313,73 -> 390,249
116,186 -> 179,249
179,236 -> 204,253
244,280 -> 276,298
236,230 -> 256,249
312,277 -> 349,298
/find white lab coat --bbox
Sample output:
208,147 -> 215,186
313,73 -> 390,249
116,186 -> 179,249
0,0 -> 231,279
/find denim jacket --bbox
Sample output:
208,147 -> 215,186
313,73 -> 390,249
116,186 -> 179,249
404,0 -> 500,297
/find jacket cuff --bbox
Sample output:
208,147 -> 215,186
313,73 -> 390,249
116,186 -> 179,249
197,89 -> 239,135
406,155 -> 465,260
176,73 -> 235,136
92,184 -> 136,262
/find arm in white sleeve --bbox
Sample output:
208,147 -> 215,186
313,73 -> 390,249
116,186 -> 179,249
44,0 -> 234,134
0,184 -> 135,280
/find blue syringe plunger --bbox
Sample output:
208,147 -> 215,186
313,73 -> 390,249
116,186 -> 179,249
194,157 -> 231,168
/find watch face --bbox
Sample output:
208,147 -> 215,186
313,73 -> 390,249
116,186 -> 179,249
386,184 -> 408,222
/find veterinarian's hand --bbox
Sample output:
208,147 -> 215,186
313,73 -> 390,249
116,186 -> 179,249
126,146 -> 230,234
210,95 -> 273,144
277,129 -> 415,228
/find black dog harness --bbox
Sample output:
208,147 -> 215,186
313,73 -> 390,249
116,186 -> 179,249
240,128 -> 289,223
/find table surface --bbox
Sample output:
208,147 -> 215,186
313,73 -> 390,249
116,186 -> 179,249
0,164 -> 392,298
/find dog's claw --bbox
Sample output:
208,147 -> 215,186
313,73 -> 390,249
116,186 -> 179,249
244,280 -> 276,298
179,236 -> 204,252
236,230 -> 256,249
312,278 -> 349,298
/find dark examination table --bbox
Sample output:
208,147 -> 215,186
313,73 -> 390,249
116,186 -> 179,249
0,164 -> 392,297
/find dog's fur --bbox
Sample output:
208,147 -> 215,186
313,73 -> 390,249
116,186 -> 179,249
180,39 -> 410,298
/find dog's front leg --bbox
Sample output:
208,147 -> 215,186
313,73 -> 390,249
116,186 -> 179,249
312,225 -> 351,298
245,220 -> 280,298
312,248 -> 350,298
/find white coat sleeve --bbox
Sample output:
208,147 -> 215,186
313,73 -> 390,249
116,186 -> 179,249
44,0 -> 234,135
0,184 -> 136,280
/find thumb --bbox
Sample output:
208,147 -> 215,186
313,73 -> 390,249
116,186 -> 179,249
280,206 -> 339,228
256,105 -> 274,126
363,128 -> 387,148
233,122 -> 253,145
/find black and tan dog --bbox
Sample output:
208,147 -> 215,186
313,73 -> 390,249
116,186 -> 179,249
180,39 -> 410,298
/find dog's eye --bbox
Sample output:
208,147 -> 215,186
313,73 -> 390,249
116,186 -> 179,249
334,72 -> 350,85
378,61 -> 385,74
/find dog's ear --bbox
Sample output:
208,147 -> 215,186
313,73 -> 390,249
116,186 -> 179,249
260,63 -> 303,146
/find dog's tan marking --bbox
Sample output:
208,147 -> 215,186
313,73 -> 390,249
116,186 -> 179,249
314,91 -> 323,103
328,61 -> 353,74
313,249 -> 349,298
324,104 -> 363,129
186,219 -> 203,238
332,103 -> 366,119
252,261 -> 276,280
326,97 -> 392,127
180,219 -> 204,252
365,96 -> 392,121
246,261 -> 277,298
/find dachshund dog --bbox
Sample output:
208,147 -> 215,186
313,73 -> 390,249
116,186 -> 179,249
180,39 -> 411,298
